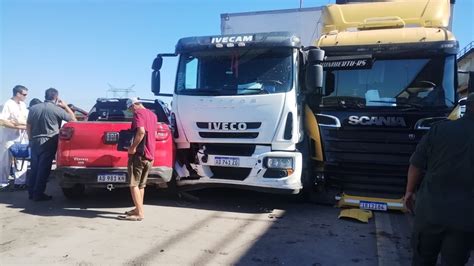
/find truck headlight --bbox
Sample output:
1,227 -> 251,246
265,157 -> 293,169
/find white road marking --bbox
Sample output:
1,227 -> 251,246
375,212 -> 401,266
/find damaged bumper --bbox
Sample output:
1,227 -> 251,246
55,166 -> 173,188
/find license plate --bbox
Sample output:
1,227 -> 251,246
214,156 -> 240,167
359,201 -> 388,211
97,173 -> 127,183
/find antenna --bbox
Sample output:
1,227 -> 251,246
106,83 -> 135,98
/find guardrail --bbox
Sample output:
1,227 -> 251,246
458,41 -> 473,60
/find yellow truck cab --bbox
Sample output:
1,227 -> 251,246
306,0 -> 458,210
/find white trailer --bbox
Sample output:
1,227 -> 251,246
220,7 -> 323,47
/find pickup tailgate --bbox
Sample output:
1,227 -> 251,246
56,121 -> 174,168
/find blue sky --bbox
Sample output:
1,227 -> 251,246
1,0 -> 473,110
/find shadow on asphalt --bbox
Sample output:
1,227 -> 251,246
0,176 -> 315,219
0,175 -> 316,213
0,177 -> 425,265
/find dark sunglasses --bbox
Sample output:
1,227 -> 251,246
20,93 -> 28,96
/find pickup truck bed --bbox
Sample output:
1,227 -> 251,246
55,98 -> 175,198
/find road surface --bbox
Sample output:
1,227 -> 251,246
1,177 -> 471,265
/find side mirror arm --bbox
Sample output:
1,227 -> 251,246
151,53 -> 177,95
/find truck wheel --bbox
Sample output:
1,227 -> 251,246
160,171 -> 179,198
306,186 -> 339,206
293,169 -> 313,202
299,169 -> 338,206
62,184 -> 85,199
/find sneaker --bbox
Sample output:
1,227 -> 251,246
0,183 -> 11,191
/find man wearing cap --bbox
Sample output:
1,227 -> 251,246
404,92 -> 474,265
119,97 -> 157,221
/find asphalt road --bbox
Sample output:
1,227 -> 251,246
0,178 -> 471,265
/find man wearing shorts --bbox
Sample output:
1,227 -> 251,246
120,97 -> 157,221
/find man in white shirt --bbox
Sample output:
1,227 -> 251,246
0,85 -> 29,188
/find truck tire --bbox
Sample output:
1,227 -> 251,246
159,171 -> 179,198
301,166 -> 339,205
306,186 -> 339,206
62,184 -> 85,199
296,132 -> 340,205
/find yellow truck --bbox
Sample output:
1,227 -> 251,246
306,0 -> 459,210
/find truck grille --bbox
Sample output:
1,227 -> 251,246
199,132 -> 258,139
204,143 -> 256,156
197,122 -> 261,139
320,127 -> 421,195
210,166 -> 251,181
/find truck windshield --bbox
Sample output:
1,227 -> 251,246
321,56 -> 455,109
176,48 -> 293,96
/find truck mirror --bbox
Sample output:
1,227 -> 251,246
150,53 -> 177,96
307,49 -> 325,63
305,48 -> 325,94
305,64 -> 324,94
152,56 -> 163,71
151,70 -> 161,95
151,55 -> 163,95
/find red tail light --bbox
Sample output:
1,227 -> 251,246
155,124 -> 170,141
59,127 -> 74,140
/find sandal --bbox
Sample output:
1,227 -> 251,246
117,215 -> 143,221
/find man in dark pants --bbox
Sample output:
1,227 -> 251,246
26,88 -> 76,201
404,93 -> 474,265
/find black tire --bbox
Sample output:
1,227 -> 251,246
159,171 -> 179,198
297,135 -> 338,205
294,134 -> 315,203
62,184 -> 85,199
306,186 -> 339,206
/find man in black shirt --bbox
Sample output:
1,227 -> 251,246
27,88 -> 76,201
405,93 -> 474,265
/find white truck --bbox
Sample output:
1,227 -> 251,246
151,32 -> 325,194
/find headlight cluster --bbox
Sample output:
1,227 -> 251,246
265,157 -> 293,169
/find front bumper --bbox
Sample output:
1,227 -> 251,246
175,150 -> 303,194
55,166 -> 173,188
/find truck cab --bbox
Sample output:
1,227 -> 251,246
308,0 -> 458,208
152,32 -> 324,194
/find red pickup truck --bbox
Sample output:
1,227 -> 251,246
55,98 -> 175,199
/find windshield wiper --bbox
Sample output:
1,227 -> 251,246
181,89 -> 220,95
219,87 -> 270,94
237,88 -> 269,93
368,100 -> 423,109
338,100 -> 364,109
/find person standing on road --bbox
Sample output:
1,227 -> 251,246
120,97 -> 157,221
27,88 -> 76,201
0,85 -> 29,189
404,93 -> 474,265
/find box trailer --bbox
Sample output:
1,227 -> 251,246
221,7 -> 323,47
